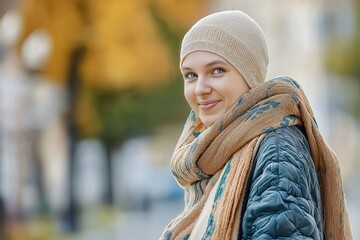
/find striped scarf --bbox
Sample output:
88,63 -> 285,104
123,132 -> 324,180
160,76 -> 352,240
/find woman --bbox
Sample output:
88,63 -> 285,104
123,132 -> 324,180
160,10 -> 352,239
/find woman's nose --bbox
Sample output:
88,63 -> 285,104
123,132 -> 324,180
195,76 -> 211,96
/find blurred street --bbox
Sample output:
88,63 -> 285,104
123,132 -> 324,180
61,176 -> 360,240
66,200 -> 183,240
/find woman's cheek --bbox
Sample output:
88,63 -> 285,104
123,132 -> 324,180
184,85 -> 197,110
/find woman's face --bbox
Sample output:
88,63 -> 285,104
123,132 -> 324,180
181,51 -> 250,126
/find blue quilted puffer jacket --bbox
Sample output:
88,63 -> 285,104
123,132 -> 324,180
240,126 -> 324,239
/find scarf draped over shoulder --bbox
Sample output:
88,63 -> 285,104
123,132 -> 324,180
160,76 -> 352,240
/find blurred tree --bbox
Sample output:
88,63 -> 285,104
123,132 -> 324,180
79,0 -> 173,89
16,0 -> 208,233
74,0 -> 208,208
17,0 -> 208,141
62,44 -> 85,232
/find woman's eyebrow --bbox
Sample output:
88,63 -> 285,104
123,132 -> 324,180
205,60 -> 226,67
181,66 -> 192,71
181,60 -> 226,71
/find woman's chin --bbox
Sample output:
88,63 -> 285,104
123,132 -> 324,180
199,113 -> 221,127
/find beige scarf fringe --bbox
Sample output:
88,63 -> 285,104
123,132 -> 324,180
160,76 -> 352,240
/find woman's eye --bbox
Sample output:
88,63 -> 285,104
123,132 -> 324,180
213,68 -> 224,74
184,72 -> 197,80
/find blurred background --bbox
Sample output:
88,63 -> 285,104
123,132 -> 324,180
0,0 -> 359,239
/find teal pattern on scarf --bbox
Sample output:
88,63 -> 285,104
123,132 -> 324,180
201,159 -> 232,240
281,115 -> 297,127
244,101 -> 280,122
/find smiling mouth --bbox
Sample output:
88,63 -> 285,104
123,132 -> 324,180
198,100 -> 220,110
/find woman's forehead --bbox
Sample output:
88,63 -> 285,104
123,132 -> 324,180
181,51 -> 229,69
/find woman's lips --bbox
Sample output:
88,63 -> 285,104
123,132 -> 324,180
198,100 -> 220,110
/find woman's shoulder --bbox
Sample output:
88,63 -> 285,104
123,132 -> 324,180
261,125 -> 308,145
257,125 -> 311,160
252,125 -> 316,185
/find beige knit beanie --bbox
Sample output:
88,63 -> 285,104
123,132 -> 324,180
180,10 -> 269,88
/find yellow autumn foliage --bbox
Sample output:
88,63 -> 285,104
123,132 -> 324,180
17,0 -> 208,90
18,0 -> 82,84
80,0 -> 173,89
152,0 -> 208,31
